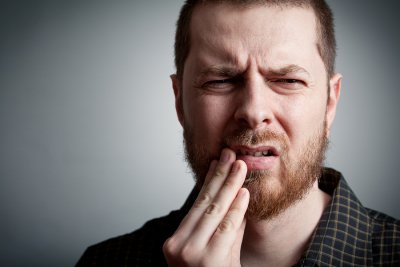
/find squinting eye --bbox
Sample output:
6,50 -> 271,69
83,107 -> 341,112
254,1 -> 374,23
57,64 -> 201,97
201,77 -> 240,92
206,79 -> 229,85
269,78 -> 306,91
203,79 -> 232,87
273,79 -> 302,84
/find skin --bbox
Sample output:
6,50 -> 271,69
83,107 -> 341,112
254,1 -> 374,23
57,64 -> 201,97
164,3 -> 342,267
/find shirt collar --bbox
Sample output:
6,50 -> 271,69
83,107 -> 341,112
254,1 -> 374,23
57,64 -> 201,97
180,168 -> 374,266
299,168 -> 373,266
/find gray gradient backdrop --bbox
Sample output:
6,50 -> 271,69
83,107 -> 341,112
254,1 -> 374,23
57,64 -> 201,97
1,1 -> 399,266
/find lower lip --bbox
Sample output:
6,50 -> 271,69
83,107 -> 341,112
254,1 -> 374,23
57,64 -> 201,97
236,155 -> 278,171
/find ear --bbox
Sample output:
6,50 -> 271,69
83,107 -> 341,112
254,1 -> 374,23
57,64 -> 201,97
326,73 -> 342,137
171,74 -> 184,127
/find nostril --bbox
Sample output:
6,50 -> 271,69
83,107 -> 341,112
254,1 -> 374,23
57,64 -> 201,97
233,92 -> 273,129
235,110 -> 273,130
237,118 -> 251,128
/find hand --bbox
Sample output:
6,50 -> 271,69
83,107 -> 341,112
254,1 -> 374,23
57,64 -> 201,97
163,148 -> 249,267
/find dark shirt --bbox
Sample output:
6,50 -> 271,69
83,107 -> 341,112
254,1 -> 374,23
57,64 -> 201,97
76,168 -> 400,266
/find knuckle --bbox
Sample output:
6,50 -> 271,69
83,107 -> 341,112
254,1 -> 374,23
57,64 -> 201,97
229,204 -> 243,214
163,237 -> 177,256
223,178 -> 234,188
164,238 -> 199,264
193,191 -> 211,209
217,218 -> 234,233
179,243 -> 197,264
214,167 -> 225,178
205,203 -> 220,215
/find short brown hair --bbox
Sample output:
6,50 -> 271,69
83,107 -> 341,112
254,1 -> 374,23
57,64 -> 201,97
174,0 -> 336,80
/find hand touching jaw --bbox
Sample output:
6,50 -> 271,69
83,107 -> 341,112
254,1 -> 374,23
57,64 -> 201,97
183,125 -> 328,221
163,147 -> 332,267
163,149 -> 249,267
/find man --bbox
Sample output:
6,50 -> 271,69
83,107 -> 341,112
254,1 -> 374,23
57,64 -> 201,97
76,0 -> 400,266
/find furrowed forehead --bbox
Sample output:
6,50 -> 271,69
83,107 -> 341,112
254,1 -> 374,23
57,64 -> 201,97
186,2 -> 326,77
191,5 -> 318,55
177,0 -> 330,72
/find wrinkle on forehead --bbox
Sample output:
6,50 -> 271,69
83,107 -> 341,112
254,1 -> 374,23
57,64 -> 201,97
188,3 -> 322,78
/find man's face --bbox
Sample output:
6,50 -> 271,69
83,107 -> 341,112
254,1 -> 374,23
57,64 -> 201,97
172,4 -> 341,220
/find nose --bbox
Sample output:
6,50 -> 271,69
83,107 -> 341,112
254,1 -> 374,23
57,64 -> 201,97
234,75 -> 273,129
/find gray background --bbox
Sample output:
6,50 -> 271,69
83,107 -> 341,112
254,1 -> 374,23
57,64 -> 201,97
1,1 -> 399,266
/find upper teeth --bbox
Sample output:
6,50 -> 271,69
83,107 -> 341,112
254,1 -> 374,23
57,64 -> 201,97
239,149 -> 270,157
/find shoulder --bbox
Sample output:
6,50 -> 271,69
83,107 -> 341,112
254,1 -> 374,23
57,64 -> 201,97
367,208 -> 400,241
366,208 -> 400,264
75,209 -> 184,267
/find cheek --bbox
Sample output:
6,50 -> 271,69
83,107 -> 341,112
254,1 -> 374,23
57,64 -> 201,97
293,102 -> 326,127
183,94 -> 234,145
277,94 -> 327,145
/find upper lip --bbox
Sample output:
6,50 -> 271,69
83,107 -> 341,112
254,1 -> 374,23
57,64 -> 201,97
230,145 -> 280,157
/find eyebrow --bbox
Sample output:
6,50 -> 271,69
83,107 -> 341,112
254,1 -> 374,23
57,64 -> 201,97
199,65 -> 241,77
266,64 -> 311,78
196,64 -> 311,83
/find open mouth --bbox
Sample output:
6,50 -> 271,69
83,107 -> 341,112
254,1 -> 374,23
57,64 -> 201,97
234,146 -> 279,157
230,145 -> 279,171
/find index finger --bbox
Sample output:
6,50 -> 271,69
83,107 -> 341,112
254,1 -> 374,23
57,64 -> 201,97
172,148 -> 237,238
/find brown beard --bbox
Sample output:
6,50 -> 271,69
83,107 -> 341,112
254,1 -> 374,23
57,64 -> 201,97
183,122 -> 328,221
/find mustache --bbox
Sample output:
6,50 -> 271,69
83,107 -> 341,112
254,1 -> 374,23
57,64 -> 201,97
223,128 -> 289,151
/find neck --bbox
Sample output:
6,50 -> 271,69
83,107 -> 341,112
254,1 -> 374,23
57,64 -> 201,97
240,181 -> 331,267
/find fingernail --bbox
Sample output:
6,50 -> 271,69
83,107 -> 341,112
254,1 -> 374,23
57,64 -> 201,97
220,149 -> 230,163
232,161 -> 241,173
